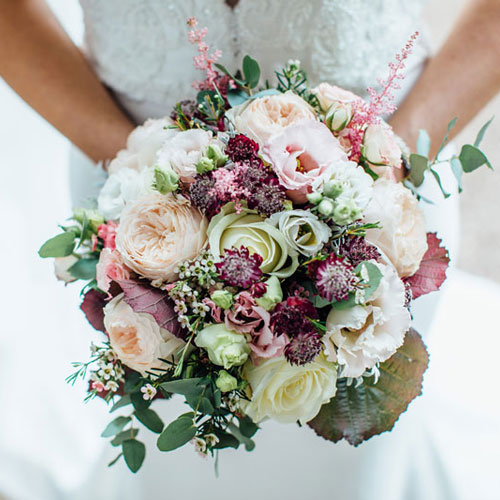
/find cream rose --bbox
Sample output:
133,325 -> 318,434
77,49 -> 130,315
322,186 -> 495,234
324,262 -> 411,378
268,209 -> 331,256
116,192 -> 208,282
104,294 -> 185,374
207,204 -> 299,278
108,117 -> 179,174
312,83 -> 359,131
244,355 -> 337,424
226,91 -> 317,145
362,124 -> 402,168
364,179 -> 427,277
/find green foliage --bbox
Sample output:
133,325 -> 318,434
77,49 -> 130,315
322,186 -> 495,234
159,378 -> 205,398
408,154 -> 428,187
358,261 -> 383,301
416,129 -> 431,157
101,416 -> 132,438
459,144 -> 492,172
38,231 -> 76,258
242,55 -> 261,89
69,258 -> 98,280
111,395 -> 132,413
157,416 -> 197,452
122,439 -> 146,473
308,329 -> 429,446
228,422 -> 256,451
238,415 -> 259,438
134,409 -> 164,434
474,116 -> 494,147
131,392 -> 151,412
111,428 -> 139,447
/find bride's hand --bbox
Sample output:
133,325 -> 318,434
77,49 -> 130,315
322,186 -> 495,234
0,0 -> 135,164
390,0 -> 500,158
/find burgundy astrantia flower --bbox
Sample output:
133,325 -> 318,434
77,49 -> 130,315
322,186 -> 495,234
226,134 -> 260,163
188,173 -> 221,217
338,236 -> 380,267
311,254 -> 359,302
216,246 -> 263,288
285,331 -> 323,366
270,297 -> 317,337
250,281 -> 267,299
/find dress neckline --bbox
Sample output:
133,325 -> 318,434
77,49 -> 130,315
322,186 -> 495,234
224,0 -> 240,11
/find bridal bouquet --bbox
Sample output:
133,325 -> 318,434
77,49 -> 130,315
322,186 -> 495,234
39,20 -> 492,473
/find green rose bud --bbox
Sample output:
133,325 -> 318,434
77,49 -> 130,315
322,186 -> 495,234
195,323 -> 250,369
73,208 -> 105,232
255,276 -> 283,311
323,179 -> 344,199
306,191 -> 323,205
211,290 -> 234,310
206,144 -> 228,167
318,198 -> 335,217
196,157 -> 215,174
215,370 -> 238,392
154,164 -> 179,194
332,199 -> 361,226
325,102 -> 352,132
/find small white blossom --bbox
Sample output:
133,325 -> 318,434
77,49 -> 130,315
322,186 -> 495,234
140,383 -> 157,401
191,437 -> 207,457
204,434 -> 220,447
105,380 -> 120,392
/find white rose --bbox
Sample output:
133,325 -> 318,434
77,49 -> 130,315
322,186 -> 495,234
244,355 -> 337,425
362,124 -> 402,168
104,294 -> 185,374
108,117 -> 179,174
268,209 -> 331,256
226,91 -> 317,145
324,262 -> 410,378
156,129 -> 215,184
312,83 -> 359,131
54,255 -> 78,283
364,179 -> 427,277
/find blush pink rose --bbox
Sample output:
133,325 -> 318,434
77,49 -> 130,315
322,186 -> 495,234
96,248 -> 130,294
262,120 -> 350,203
98,221 -> 118,250
225,292 -> 288,360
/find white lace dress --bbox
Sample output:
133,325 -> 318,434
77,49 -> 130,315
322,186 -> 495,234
29,1 -> 497,499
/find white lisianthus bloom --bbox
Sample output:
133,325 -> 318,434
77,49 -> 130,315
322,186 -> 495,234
364,179 -> 428,277
324,262 -> 410,378
244,355 -> 337,425
104,294 -> 185,375
268,209 -> 331,256
108,117 -> 179,174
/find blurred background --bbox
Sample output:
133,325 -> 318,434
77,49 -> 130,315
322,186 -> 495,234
0,1 -> 499,499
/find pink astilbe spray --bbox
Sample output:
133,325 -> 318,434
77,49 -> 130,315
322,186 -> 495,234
187,17 -> 222,90
345,32 -> 419,162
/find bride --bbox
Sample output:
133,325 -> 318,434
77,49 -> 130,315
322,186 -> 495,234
1,1 -> 499,499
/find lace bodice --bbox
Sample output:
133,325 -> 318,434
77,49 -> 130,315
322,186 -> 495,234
79,0 -> 428,123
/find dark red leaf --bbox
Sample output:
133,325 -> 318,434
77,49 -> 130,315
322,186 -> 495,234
405,233 -> 449,300
80,289 -> 107,332
117,280 -> 186,339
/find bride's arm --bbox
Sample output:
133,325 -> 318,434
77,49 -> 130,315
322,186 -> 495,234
0,0 -> 134,163
390,0 -> 500,156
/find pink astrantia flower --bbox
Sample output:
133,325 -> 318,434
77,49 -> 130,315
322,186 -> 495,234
262,120 -> 349,203
225,292 -> 287,360
97,221 -> 118,250
96,248 -> 130,294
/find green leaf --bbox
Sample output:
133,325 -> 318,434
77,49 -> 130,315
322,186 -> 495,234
107,453 -> 123,468
186,394 -> 214,415
474,116 -> 494,147
101,416 -> 131,438
429,168 -> 450,198
38,232 -> 76,258
122,439 -> 146,473
437,117 -> 458,157
124,372 -> 142,393
408,153 -> 428,187
250,89 -> 281,100
308,328 -> 429,446
111,428 -> 139,447
238,415 -> 259,438
242,55 -> 261,88
416,129 -> 431,157
459,144 -> 492,172
69,258 -> 98,280
228,422 -> 255,451
159,378 -> 205,398
227,89 -> 249,107
131,392 -> 151,411
450,158 -> 463,193
356,261 -> 383,302
157,416 -> 197,452
213,430 -> 240,450
111,394 -> 132,413
134,409 -> 164,434
196,90 -> 217,105
213,63 -> 245,86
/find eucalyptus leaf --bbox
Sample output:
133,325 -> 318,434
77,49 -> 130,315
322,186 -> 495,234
160,378 -> 205,398
238,415 -> 259,438
308,329 -> 429,446
111,428 -> 139,447
356,261 -> 383,301
38,232 -> 76,258
122,439 -> 146,473
185,394 -> 214,415
429,168 -> 450,198
131,392 -> 151,412
474,116 -> 494,147
107,453 -> 123,468
134,409 -> 164,434
69,258 -> 98,280
227,89 -> 249,107
213,63 -> 245,86
228,422 -> 255,451
242,55 -> 261,88
450,158 -> 463,193
157,416 -> 197,452
101,416 -> 131,438
111,395 -> 132,413
416,129 -> 431,157
408,153 -> 428,187
250,89 -> 281,100
459,144 -> 492,172
436,117 -> 458,157
213,430 -> 240,450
